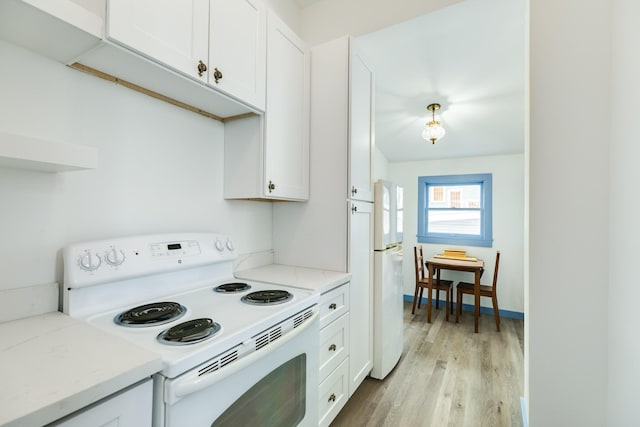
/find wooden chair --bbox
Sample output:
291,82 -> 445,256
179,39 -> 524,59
412,245 -> 453,320
456,251 -> 501,331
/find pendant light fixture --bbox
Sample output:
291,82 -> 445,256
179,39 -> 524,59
422,103 -> 446,144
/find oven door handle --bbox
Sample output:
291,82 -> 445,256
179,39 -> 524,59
167,308 -> 319,404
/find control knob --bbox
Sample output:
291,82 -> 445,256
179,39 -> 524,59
226,239 -> 235,251
105,247 -> 126,266
78,251 -> 102,271
215,239 -> 225,252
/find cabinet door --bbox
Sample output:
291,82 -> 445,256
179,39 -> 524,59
52,380 -> 152,426
209,0 -> 266,111
348,47 -> 374,202
263,10 -> 310,200
107,0 -> 209,81
347,200 -> 373,396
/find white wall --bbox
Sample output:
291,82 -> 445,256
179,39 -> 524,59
389,154 -> 524,313
529,0 -> 610,425
608,0 -> 640,424
299,0 -> 463,45
0,41 -> 273,293
372,146 -> 389,181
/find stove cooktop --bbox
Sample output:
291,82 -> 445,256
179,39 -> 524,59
85,280 -> 317,378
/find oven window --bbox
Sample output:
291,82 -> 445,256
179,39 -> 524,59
211,354 -> 306,427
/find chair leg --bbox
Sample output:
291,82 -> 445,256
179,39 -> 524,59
412,285 -> 420,314
444,287 -> 450,321
435,288 -> 440,309
456,289 -> 461,323
449,287 -> 454,314
418,287 -> 424,309
492,294 -> 501,332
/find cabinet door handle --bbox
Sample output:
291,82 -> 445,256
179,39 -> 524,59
329,344 -> 337,352
197,60 -> 207,77
213,67 -> 223,84
329,303 -> 337,310
328,393 -> 336,403
351,205 -> 357,214
351,186 -> 358,195
268,181 -> 276,193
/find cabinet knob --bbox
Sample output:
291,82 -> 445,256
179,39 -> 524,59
268,181 -> 276,193
197,60 -> 207,77
328,393 -> 336,403
351,205 -> 358,214
213,67 -> 223,84
329,344 -> 337,352
329,303 -> 337,310
351,186 -> 358,195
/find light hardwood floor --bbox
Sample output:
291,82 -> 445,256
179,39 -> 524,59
330,301 -> 525,427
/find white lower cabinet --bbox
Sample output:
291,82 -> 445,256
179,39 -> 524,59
51,379 -> 153,427
318,358 -> 349,427
317,282 -> 350,426
319,312 -> 349,381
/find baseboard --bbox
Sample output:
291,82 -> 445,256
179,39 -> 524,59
403,294 -> 524,320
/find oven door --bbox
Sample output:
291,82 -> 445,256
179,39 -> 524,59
160,310 -> 319,427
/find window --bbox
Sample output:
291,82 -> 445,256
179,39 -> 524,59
417,173 -> 493,247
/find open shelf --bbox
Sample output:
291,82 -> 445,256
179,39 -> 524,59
0,131 -> 97,172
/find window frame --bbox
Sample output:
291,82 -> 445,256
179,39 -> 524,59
417,173 -> 493,247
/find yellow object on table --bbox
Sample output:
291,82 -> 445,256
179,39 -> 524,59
434,249 -> 478,261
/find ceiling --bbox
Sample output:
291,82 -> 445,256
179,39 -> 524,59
349,0 -> 526,162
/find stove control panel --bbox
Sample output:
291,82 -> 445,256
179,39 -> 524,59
63,233 -> 237,289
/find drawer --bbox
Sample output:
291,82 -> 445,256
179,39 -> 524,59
318,357 -> 349,427
319,282 -> 349,328
319,312 -> 349,380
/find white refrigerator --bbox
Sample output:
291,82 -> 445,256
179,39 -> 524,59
371,179 -> 404,380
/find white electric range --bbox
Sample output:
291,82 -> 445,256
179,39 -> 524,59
63,232 -> 319,427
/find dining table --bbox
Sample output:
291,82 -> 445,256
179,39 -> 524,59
426,256 -> 485,333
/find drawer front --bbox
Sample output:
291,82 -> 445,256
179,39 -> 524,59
318,357 -> 349,427
320,282 -> 349,328
319,313 -> 349,380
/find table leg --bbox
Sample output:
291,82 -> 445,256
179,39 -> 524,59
427,262 -> 434,323
474,268 -> 480,333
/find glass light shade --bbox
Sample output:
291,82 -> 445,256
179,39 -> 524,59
422,120 -> 446,144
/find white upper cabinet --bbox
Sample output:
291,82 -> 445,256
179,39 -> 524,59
107,0 -> 209,82
106,0 -> 266,112
348,48 -> 375,202
223,10 -> 309,201
209,0 -> 266,111
263,10 -> 310,200
0,0 -> 265,119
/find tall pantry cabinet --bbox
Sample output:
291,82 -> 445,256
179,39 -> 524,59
273,35 -> 375,399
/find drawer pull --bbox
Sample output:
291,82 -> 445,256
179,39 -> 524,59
329,344 -> 337,352
328,393 -> 336,403
197,60 -> 207,77
329,303 -> 337,310
213,67 -> 223,84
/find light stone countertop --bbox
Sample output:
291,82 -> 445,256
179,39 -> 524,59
235,264 -> 351,294
0,312 -> 162,427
